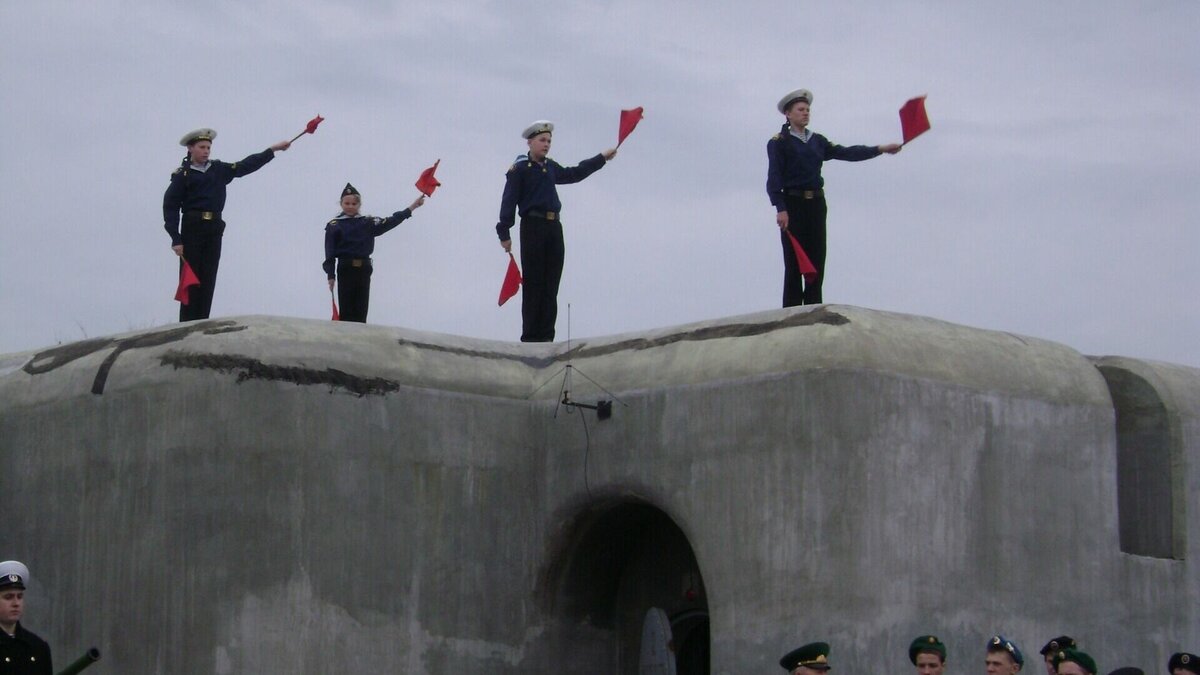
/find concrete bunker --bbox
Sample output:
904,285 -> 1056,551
543,499 -> 710,674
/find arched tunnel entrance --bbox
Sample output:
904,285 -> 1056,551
543,500 -> 710,674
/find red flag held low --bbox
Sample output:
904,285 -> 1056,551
416,159 -> 442,197
498,253 -> 522,306
175,259 -> 201,304
786,232 -> 819,285
617,107 -> 644,147
330,288 -> 340,321
899,96 -> 930,144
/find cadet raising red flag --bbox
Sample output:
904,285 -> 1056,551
617,107 -> 644,147
415,160 -> 442,197
899,96 -> 930,145
289,114 -> 326,143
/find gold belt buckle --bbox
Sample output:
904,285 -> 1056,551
201,211 -> 214,220
351,259 -> 364,268
546,211 -> 557,220
803,190 -> 815,199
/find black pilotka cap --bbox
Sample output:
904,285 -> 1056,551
1042,637 -> 1077,656
341,183 -> 360,198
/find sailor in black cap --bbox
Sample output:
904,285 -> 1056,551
163,128 -> 293,322
0,561 -> 52,675
911,635 -> 947,675
1040,637 -> 1078,675
495,120 -> 617,342
779,641 -> 832,674
324,182 -> 425,323
766,88 -> 901,307
986,635 -> 1025,675
1170,653 -> 1200,675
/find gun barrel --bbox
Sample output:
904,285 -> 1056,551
55,647 -> 101,675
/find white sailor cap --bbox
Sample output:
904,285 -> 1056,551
777,89 -> 814,113
522,120 -> 554,139
179,128 -> 218,146
0,560 -> 29,590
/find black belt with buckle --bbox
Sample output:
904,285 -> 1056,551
784,188 -> 822,199
185,210 -> 221,221
339,257 -> 370,268
526,210 -> 558,221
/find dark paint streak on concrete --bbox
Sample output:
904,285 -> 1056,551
19,321 -> 247,395
396,308 -> 850,366
160,351 -> 400,398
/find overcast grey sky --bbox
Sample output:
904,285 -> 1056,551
2,1 -> 1198,366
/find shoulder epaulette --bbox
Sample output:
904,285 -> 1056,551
172,167 -> 184,176
770,133 -> 781,141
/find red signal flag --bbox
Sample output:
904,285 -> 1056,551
305,115 -> 325,135
899,96 -> 930,145
415,159 -> 442,197
175,259 -> 201,304
498,253 -> 522,306
330,288 -> 340,321
617,107 -> 644,147
786,232 -> 819,285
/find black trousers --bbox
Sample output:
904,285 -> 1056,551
337,259 -> 373,323
518,215 -> 564,342
179,213 -> 225,321
781,192 -> 828,307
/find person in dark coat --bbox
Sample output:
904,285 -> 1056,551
324,183 -> 426,323
495,120 -> 617,342
163,128 -> 292,321
0,561 -> 51,675
766,88 -> 901,306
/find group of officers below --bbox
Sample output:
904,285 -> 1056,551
779,637 -> 1198,675
3,561 -> 1194,674
162,88 -> 900,341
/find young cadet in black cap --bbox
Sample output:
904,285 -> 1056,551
324,183 -> 426,324
1054,648 -> 1097,675
911,635 -> 948,675
779,640 -> 832,674
1041,637 -> 1078,675
495,120 -> 618,342
0,561 -> 52,675
986,635 -> 1025,675
1169,653 -> 1200,675
766,88 -> 901,307
163,128 -> 293,322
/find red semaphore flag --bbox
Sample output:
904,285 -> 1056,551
786,232 -> 819,284
289,114 -> 326,143
175,259 -> 201,304
899,96 -> 930,145
498,253 -> 522,306
415,160 -> 442,197
330,288 -> 340,321
617,107 -> 644,147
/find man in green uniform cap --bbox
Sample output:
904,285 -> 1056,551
780,641 -> 832,674
911,635 -> 947,675
1054,648 -> 1097,675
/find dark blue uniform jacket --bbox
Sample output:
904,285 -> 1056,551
766,125 -> 880,211
162,149 -> 276,245
495,153 -> 606,241
323,209 -> 412,278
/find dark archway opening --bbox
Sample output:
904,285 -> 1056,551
543,500 -> 710,674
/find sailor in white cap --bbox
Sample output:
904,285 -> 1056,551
0,560 -> 52,674
162,128 -> 293,322
495,120 -> 618,342
766,88 -> 901,307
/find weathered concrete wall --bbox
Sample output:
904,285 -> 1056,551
0,306 -> 1195,674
